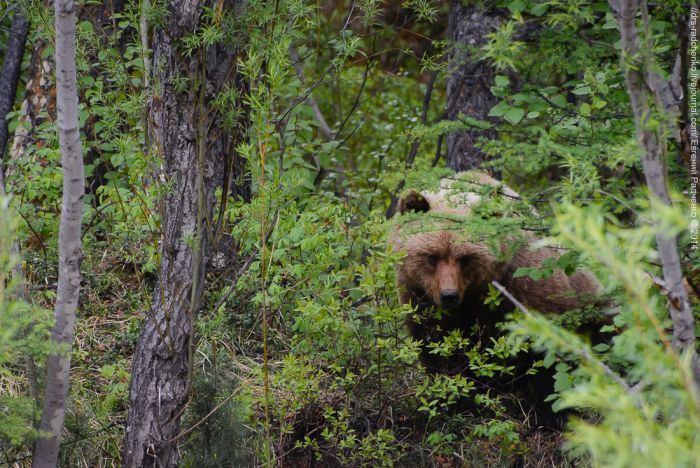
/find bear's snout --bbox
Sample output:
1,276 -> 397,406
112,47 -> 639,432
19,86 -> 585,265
431,260 -> 464,307
439,289 -> 460,309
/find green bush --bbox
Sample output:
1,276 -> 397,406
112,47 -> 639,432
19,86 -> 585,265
0,199 -> 51,450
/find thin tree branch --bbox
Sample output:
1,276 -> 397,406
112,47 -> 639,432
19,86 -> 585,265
289,46 -> 333,141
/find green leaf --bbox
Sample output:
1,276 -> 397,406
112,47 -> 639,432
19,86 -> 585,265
488,101 -> 510,118
513,267 -> 529,278
543,353 -> 556,368
550,94 -> 567,107
571,85 -> 592,95
100,365 -> 115,379
79,109 -> 90,126
111,153 -> 125,166
495,75 -> 510,87
508,0 -> 526,13
78,21 -> 94,34
531,3 -> 549,16
579,102 -> 591,116
503,107 -> 525,125
592,96 -> 607,109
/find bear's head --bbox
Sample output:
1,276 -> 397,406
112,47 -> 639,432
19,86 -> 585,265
393,188 -> 506,310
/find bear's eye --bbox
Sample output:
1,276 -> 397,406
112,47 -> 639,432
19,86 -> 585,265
458,255 -> 472,268
426,254 -> 439,267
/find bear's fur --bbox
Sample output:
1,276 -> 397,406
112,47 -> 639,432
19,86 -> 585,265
390,172 -> 604,426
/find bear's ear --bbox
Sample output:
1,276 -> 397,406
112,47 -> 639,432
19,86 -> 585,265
398,189 -> 431,214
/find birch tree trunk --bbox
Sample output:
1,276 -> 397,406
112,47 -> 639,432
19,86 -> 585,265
122,1 -> 248,465
445,0 -> 501,172
609,0 -> 700,384
32,0 -> 84,465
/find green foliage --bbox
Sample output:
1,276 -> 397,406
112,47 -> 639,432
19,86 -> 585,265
0,200 -> 51,448
181,365 -> 251,468
514,251 -> 580,281
511,202 -> 700,467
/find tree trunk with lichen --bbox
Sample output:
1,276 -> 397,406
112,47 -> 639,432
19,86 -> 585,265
609,0 -> 699,384
445,0 -> 501,172
121,1 -> 248,466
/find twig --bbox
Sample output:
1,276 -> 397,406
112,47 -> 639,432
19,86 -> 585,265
333,60 -> 371,141
164,388 -> 241,444
212,253 -> 256,313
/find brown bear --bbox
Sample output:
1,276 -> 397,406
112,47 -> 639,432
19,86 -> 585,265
390,171 -> 605,426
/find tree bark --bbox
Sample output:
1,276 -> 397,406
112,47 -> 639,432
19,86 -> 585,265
122,1 -> 248,466
0,9 -> 29,187
6,41 -> 55,192
609,0 -> 700,384
445,0 -> 501,172
32,0 -> 85,465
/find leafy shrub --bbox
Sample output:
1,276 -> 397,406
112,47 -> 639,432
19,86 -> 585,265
511,202 -> 700,466
0,199 -> 50,450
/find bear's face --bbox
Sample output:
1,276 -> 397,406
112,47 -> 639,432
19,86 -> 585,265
398,230 -> 501,309
394,186 -> 505,310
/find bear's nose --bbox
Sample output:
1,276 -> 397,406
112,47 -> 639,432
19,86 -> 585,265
440,289 -> 459,307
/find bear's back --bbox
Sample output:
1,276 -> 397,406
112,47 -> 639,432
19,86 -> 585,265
419,171 -> 519,218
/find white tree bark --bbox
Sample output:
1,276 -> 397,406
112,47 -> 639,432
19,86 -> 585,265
32,0 -> 84,465
609,0 -> 700,384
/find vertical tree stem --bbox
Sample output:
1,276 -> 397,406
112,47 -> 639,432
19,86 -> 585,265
32,0 -> 85,465
610,0 -> 700,384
